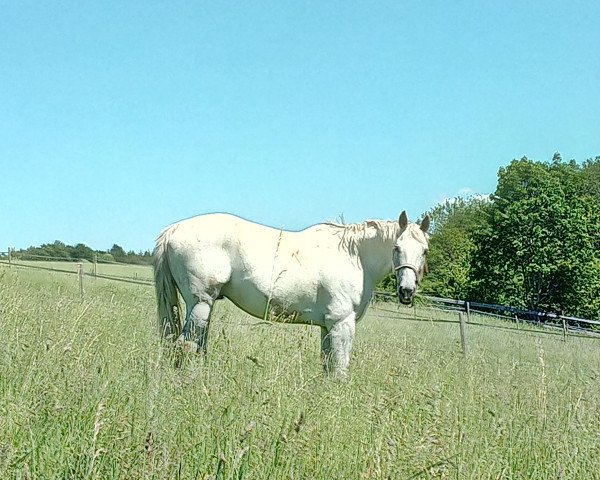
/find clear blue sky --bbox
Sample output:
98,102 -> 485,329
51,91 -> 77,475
1,1 -> 599,252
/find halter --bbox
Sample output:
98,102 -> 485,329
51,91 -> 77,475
394,262 -> 424,284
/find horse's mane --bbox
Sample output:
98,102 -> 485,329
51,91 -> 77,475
318,220 -> 401,255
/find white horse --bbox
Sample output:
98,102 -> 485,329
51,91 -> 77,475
153,211 -> 429,376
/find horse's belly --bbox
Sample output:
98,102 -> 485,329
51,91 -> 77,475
221,277 -> 324,326
221,280 -> 269,318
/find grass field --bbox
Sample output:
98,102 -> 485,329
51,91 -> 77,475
1,265 -> 600,479
1,259 -> 153,282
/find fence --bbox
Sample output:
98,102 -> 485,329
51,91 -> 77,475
373,290 -> 600,350
0,251 -> 154,294
2,254 -> 599,348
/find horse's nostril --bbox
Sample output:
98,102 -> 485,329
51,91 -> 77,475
398,287 -> 415,304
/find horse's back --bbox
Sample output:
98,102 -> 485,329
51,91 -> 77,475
162,214 -> 294,293
165,213 -> 275,253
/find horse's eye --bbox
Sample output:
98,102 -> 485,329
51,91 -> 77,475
423,249 -> 429,255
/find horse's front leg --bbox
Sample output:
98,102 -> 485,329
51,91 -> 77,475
180,300 -> 213,354
322,312 -> 356,378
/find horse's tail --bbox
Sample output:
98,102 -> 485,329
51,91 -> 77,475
153,226 -> 183,341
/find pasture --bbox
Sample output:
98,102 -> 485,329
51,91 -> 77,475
1,266 -> 600,479
4,259 -> 154,283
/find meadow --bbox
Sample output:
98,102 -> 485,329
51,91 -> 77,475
1,265 -> 600,479
2,259 -> 153,282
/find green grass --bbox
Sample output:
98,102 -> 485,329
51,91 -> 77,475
1,265 -> 600,479
3,260 -> 153,281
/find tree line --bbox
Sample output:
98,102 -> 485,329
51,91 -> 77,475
400,153 -> 600,319
11,241 -> 153,266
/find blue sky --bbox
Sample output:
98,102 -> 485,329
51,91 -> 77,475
1,1 -> 599,252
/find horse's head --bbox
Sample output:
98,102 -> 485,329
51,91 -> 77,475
393,211 -> 430,305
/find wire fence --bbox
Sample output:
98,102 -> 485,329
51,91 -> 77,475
374,290 -> 600,343
0,252 -> 154,286
2,255 -> 599,346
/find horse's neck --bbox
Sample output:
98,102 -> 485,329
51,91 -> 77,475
357,237 -> 395,285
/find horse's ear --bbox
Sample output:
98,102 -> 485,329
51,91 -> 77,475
399,211 -> 408,230
420,215 -> 431,233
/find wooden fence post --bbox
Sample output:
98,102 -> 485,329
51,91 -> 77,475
78,262 -> 84,299
459,312 -> 468,357
561,314 -> 567,342
7,248 -> 11,267
466,301 -> 471,323
93,254 -> 97,279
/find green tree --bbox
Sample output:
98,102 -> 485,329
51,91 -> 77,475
469,157 -> 600,317
37,240 -> 70,260
109,244 -> 126,262
96,253 -> 115,263
420,197 -> 490,299
71,243 -> 94,261
582,156 -> 600,206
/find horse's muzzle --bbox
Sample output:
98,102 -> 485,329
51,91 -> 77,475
398,287 -> 415,305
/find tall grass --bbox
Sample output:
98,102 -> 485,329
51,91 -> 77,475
1,266 -> 600,479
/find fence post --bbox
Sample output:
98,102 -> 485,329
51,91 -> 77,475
93,254 -> 97,279
7,248 -> 11,267
459,312 -> 468,357
78,262 -> 84,299
561,313 -> 567,342
466,301 -> 471,323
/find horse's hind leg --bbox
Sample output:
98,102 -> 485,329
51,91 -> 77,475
320,326 -> 332,371
181,300 -> 214,354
